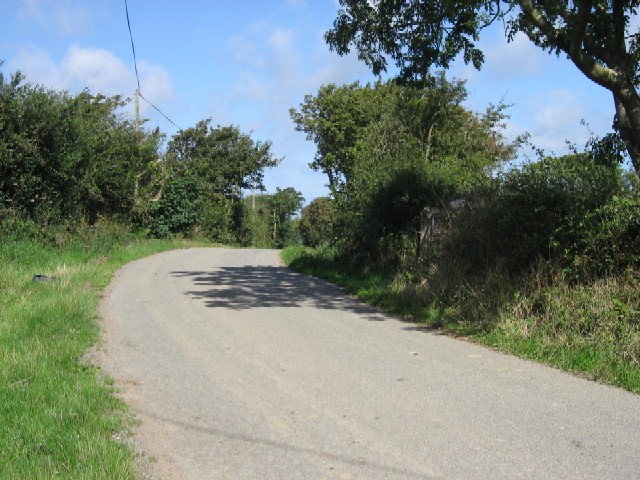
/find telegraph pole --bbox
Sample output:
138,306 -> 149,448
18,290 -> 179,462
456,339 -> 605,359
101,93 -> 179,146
135,88 -> 140,132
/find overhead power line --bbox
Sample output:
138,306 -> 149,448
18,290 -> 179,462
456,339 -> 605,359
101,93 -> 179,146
124,0 -> 140,92
124,0 -> 181,131
139,91 -> 181,130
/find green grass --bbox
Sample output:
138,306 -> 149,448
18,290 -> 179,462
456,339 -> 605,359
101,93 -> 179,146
0,235 -> 208,479
282,245 -> 640,394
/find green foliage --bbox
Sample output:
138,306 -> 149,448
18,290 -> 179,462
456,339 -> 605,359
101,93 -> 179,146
239,189 -> 304,248
299,197 -> 337,247
0,65 -> 286,247
0,68 -> 162,225
290,81 -> 384,197
165,120 -> 280,197
292,76 -> 517,266
326,1 -> 490,79
142,119 -> 282,243
241,194 -> 274,247
269,187 -> 304,248
198,194 -> 238,244
476,153 -> 626,271
146,169 -> 203,238
568,191 -> 640,277
325,1 -> 640,175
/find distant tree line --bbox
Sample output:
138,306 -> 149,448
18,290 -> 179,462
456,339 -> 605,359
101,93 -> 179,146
0,65 -> 303,248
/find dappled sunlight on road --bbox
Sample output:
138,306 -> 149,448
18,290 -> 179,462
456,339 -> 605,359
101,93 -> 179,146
170,265 -> 387,321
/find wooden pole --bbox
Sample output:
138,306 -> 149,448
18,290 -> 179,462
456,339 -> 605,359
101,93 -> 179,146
135,88 -> 140,132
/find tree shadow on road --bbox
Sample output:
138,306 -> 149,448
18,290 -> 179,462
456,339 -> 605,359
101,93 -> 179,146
170,266 -> 388,320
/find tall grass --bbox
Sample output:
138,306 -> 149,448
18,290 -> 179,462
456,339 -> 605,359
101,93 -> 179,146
484,273 -> 640,390
0,227 -> 202,479
282,245 -> 640,393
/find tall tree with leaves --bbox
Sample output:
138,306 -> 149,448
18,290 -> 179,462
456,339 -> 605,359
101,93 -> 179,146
290,77 -> 478,199
291,77 -> 515,202
325,1 -> 640,176
166,119 -> 280,198
299,197 -> 337,247
269,187 -> 304,248
291,77 -> 516,263
152,119 -> 281,240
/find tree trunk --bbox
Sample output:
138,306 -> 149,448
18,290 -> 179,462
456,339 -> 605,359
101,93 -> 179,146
273,210 -> 277,241
424,123 -> 434,164
613,91 -> 640,176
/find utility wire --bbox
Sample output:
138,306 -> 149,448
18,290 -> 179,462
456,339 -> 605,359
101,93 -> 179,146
124,0 -> 182,131
124,0 -> 140,92
139,91 -> 181,130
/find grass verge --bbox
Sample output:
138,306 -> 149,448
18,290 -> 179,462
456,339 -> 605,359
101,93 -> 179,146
282,245 -> 640,394
0,233 -> 207,479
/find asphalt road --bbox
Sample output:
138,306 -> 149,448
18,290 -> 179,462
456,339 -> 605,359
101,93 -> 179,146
98,248 -> 640,480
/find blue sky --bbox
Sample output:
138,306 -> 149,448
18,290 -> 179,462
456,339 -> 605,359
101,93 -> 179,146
1,0 -> 615,203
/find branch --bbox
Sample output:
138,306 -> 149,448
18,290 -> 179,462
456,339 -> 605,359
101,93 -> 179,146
568,0 -> 592,58
517,0 -> 564,48
517,0 -> 621,91
612,0 -> 627,55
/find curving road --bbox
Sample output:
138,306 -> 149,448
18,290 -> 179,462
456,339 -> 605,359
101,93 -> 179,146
98,248 -> 640,479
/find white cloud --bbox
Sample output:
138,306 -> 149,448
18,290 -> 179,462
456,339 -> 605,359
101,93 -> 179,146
533,90 -> 582,132
231,73 -> 267,102
226,21 -> 373,141
228,21 -> 271,70
269,28 -> 296,52
10,45 -> 175,125
18,0 -> 92,36
61,45 -> 132,94
526,89 -> 589,153
484,31 -> 542,79
219,20 -> 375,200
308,48 -> 373,88
286,0 -> 306,9
138,60 -> 175,104
10,45 -> 66,89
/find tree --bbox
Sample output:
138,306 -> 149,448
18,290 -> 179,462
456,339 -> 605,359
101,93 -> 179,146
325,1 -> 640,176
290,76 -> 509,199
290,82 -> 383,198
166,120 -> 280,198
291,77 -> 516,264
241,189 -> 304,248
299,197 -> 337,247
291,77 -> 515,203
268,187 -> 304,248
154,120 -> 282,241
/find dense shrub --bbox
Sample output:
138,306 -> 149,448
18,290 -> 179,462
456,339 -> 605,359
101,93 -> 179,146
145,171 -> 204,238
444,154 -> 627,273
569,191 -> 640,277
0,70 -> 161,225
291,76 -> 517,267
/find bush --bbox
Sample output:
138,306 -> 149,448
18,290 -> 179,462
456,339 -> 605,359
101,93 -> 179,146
464,154 -> 625,272
568,191 -> 640,277
145,173 -> 203,238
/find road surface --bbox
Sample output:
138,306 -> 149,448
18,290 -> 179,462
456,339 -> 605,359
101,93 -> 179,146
98,248 -> 640,479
